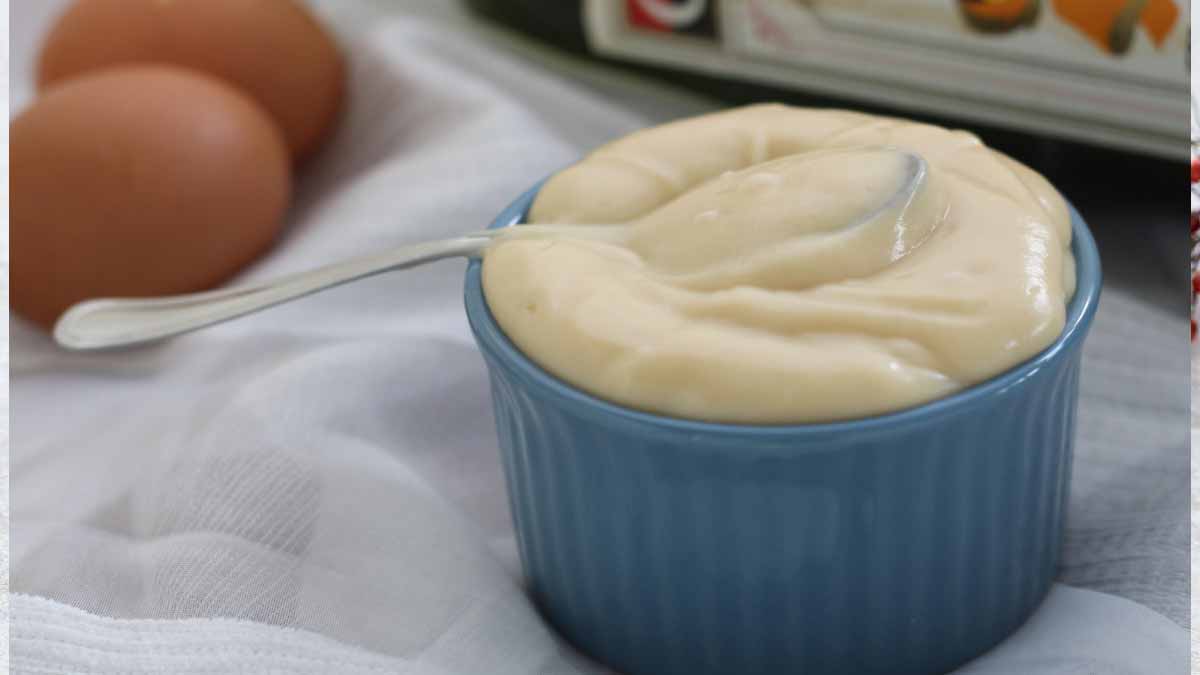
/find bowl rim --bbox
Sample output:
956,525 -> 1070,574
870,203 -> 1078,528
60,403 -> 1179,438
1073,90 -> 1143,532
464,178 -> 1102,441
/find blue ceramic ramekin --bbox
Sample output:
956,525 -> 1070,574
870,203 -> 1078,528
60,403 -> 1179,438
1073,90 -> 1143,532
464,181 -> 1101,675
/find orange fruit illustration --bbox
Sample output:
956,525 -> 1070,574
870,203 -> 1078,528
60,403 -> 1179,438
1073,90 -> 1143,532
1052,0 -> 1178,54
958,0 -> 1041,32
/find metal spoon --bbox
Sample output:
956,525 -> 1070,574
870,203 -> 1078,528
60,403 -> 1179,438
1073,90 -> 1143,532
54,149 -> 926,352
52,225 -> 618,351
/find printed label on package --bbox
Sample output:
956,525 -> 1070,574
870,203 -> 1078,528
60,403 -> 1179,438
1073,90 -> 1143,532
584,0 -> 1188,158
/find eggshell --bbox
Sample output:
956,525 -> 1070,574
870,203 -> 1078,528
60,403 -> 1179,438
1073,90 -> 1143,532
38,0 -> 344,162
12,66 -> 291,330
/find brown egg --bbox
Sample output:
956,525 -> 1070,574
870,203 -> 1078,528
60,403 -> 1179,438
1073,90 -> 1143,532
37,0 -> 344,162
12,66 -> 291,330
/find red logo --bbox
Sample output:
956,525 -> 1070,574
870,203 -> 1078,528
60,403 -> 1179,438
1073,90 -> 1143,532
628,0 -> 712,33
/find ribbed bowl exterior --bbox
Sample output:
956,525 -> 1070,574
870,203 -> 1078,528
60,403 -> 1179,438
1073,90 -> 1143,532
465,183 -> 1101,675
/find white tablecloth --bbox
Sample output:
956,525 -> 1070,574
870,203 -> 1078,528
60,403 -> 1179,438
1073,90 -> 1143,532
9,1 -> 1188,673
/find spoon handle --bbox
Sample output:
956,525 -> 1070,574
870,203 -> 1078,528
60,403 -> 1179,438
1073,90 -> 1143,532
54,231 -> 499,351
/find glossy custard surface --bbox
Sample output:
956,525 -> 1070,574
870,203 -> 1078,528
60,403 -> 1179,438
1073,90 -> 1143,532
483,105 -> 1075,424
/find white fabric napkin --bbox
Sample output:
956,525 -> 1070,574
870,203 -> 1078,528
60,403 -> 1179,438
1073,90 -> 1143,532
11,587 -> 1186,675
9,1 -> 1187,673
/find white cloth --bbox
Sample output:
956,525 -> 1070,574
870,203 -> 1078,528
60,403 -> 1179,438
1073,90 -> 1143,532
12,587 -> 1186,675
1191,363 -> 1199,671
9,1 -> 1188,673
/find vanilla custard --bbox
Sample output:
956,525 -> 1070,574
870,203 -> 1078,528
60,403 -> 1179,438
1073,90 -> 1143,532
482,105 -> 1075,424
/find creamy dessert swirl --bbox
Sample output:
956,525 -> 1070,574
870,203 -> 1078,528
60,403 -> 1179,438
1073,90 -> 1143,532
482,104 -> 1075,424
